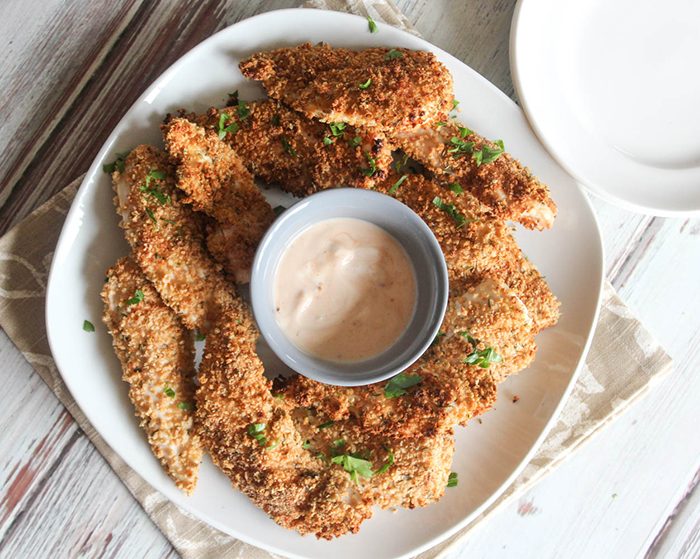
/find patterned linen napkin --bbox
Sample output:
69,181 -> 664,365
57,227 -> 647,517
0,1 -> 673,558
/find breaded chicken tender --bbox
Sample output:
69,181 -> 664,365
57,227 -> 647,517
374,172 -> 560,331
291,411 -> 454,510
393,123 -> 557,229
111,145 -> 255,336
172,100 -> 393,197
239,44 -> 453,133
275,357 -> 497,438
162,118 -> 274,283
102,256 -> 203,495
196,309 -> 373,539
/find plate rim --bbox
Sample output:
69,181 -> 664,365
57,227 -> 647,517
509,0 -> 700,217
46,7 -> 606,558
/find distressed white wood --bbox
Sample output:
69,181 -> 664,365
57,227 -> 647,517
0,0 -> 699,558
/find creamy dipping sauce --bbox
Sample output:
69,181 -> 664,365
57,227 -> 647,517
273,218 -> 417,362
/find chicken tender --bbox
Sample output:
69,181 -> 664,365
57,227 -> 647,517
102,256 -> 203,495
239,44 -> 453,133
173,100 -> 393,197
162,118 -> 274,283
197,309 -> 373,539
393,123 -> 557,229
111,145 -> 254,336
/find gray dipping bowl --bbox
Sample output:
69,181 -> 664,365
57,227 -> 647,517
250,188 -> 448,387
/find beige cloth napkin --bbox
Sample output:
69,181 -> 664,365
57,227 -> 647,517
0,2 -> 673,558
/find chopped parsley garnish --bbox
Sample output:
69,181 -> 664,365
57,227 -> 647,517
164,385 -> 175,398
384,373 -> 423,398
103,151 -> 130,174
331,445 -> 374,484
82,320 -> 95,332
359,78 -> 372,89
178,402 -> 194,411
160,218 -> 176,226
394,152 -> 409,173
281,138 -> 298,158
433,196 -> 471,228
146,208 -> 158,227
236,100 -> 251,120
195,330 -> 206,342
126,289 -> 144,306
272,393 -> 285,399
434,122 -> 446,127
247,423 -> 277,449
473,142 -> 505,166
318,420 -> 336,430
317,453 -> 329,464
388,174 -> 407,195
367,16 -> 378,34
459,333 -> 503,368
348,136 -> 362,148
273,205 -> 286,216
323,137 -> 334,146
302,439 -> 311,450
140,186 -> 169,205
447,136 -> 475,158
329,122 -> 346,137
431,330 -> 445,346
228,90 -> 238,99
451,99 -> 460,110
457,125 -> 474,138
218,113 -> 239,139
375,448 -> 394,475
272,114 -> 280,126
360,152 -> 377,177
447,472 -> 459,487
448,183 -> 464,194
384,48 -> 403,60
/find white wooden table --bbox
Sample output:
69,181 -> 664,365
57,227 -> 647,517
1,1 -> 699,557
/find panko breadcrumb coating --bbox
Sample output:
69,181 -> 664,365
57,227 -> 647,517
394,123 -> 557,230
172,99 -> 393,197
196,308 -> 373,539
101,256 -> 203,495
239,44 -> 454,133
162,118 -> 274,283
111,145 -> 255,336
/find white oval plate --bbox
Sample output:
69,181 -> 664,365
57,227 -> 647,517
511,0 -> 700,216
46,9 -> 603,559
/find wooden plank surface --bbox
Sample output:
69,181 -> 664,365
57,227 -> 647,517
1,0 -> 699,558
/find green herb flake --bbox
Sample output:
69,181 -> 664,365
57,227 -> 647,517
447,472 -> 459,488
348,136 -> 362,148
195,330 -> 206,342
447,136 -> 475,158
236,100 -> 251,120
457,125 -> 474,138
178,402 -> 194,411
394,153 -> 409,173
434,122 -> 446,127
432,196 -> 472,228
247,422 -> 273,448
82,320 -> 95,332
281,138 -> 298,158
272,114 -> 281,126
126,289 -> 144,306
451,99 -> 460,110
448,183 -> 464,194
318,420 -> 336,430
384,48 -> 403,60
329,122 -> 346,137
367,16 -> 378,34
164,385 -> 175,398
323,137 -> 334,146
475,143 -> 505,166
317,453 -> 329,464
228,90 -> 238,99
359,78 -> 372,90
360,152 -> 377,177
331,452 -> 374,484
431,330 -> 444,346
218,113 -> 239,139
273,205 -> 286,217
388,174 -> 407,195
146,208 -> 158,227
375,448 -> 394,475
103,151 -> 131,175
273,393 -> 285,399
302,439 -> 311,450
384,372 -> 423,398
459,333 -> 503,368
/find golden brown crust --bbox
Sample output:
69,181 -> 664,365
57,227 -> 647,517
101,256 -> 203,495
162,118 -> 274,283
239,44 -> 454,133
393,123 -> 557,230
111,145 -> 255,336
172,100 -> 393,197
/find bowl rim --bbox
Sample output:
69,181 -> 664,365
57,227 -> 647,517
250,187 -> 449,387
